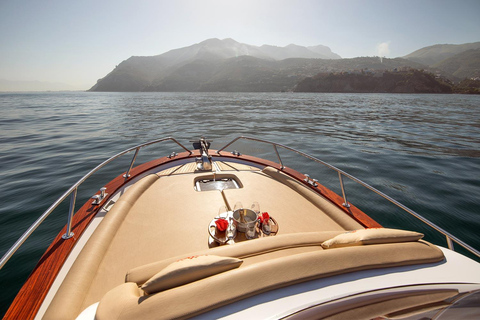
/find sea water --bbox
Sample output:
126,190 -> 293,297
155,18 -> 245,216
0,91 -> 479,315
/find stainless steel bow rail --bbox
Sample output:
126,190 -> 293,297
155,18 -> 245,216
1,136 -> 479,271
218,136 -> 480,259
0,137 -> 191,270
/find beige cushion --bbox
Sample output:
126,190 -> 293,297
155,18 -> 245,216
126,231 -> 343,285
141,255 -> 243,294
321,228 -> 423,249
96,241 -> 445,320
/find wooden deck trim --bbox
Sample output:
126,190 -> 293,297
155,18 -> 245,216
3,148 -> 378,319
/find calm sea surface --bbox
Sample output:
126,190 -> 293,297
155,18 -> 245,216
0,92 -> 479,314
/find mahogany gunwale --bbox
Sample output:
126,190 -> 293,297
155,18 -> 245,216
3,149 -> 379,320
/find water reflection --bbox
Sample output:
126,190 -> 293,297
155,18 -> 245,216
102,92 -> 480,158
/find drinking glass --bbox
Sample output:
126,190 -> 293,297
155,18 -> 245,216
251,202 -> 260,214
246,220 -> 257,239
234,202 -> 243,211
218,205 -> 228,218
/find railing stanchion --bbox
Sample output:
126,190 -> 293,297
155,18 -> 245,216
447,236 -> 454,250
124,148 -> 140,179
273,145 -> 284,170
62,188 -> 77,240
217,136 -> 243,154
338,172 -> 350,208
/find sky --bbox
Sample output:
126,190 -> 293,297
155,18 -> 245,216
0,0 -> 479,90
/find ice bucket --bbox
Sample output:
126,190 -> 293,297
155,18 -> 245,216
232,208 -> 258,232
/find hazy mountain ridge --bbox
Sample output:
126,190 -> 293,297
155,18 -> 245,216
258,43 -> 341,60
90,39 -> 480,92
90,38 -> 341,92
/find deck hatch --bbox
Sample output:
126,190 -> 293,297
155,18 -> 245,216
194,174 -> 242,192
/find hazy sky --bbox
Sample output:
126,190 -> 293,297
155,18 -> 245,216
1,0 -> 479,90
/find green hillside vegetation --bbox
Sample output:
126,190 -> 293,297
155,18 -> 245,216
404,42 -> 480,66
433,49 -> 480,79
453,79 -> 480,94
294,69 -> 453,93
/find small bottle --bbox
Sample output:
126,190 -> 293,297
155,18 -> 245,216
226,217 -> 236,241
240,209 -> 246,223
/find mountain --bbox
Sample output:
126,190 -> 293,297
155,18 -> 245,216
307,45 -> 342,59
158,38 -> 271,65
433,49 -> 480,79
90,39 -> 480,92
89,38 -> 341,92
403,42 -> 480,66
